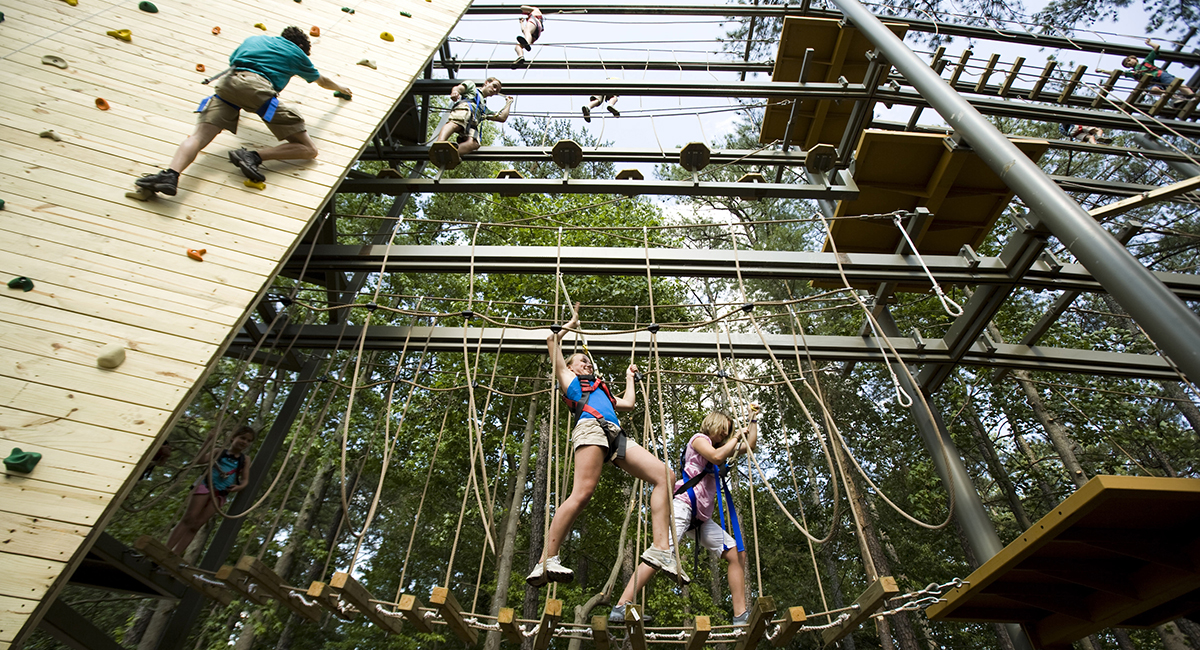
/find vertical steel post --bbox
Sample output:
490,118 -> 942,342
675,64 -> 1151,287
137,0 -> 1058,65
830,0 -> 1200,385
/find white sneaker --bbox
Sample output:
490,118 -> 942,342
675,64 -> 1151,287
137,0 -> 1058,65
527,555 -> 574,586
639,547 -> 691,585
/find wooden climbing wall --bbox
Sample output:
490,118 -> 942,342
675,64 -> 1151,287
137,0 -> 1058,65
0,0 -> 469,644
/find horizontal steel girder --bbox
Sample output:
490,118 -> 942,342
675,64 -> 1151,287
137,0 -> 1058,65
447,58 -> 778,74
335,176 -> 858,200
284,245 -> 1200,302
408,80 -> 1200,139
228,325 -> 1181,381
463,4 -> 1200,66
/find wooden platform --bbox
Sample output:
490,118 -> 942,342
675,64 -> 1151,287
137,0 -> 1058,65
759,17 -> 907,149
814,130 -> 1047,291
0,0 -> 470,646
926,475 -> 1200,650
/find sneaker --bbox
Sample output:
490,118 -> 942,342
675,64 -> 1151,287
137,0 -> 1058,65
134,169 -> 178,196
511,56 -> 525,69
608,603 -> 626,625
526,560 -> 548,587
639,547 -> 690,585
228,148 -> 264,182
607,105 -> 620,117
526,555 -> 573,587
732,610 -> 750,626
517,35 -> 531,51
582,106 -> 591,123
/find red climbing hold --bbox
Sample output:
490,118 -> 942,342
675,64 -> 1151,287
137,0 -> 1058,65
95,98 -> 110,110
310,26 -> 320,37
187,248 -> 206,261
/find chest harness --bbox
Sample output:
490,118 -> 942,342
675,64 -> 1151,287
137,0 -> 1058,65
207,450 -> 246,495
673,445 -> 745,568
451,91 -> 484,128
195,67 -> 280,122
561,374 -> 627,462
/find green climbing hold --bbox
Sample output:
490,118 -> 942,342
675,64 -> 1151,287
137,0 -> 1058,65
341,6 -> 354,12
138,1 -> 158,12
334,90 -> 352,99
399,10 -> 411,17
4,448 -> 42,473
0,199 -> 5,209
7,276 -> 33,292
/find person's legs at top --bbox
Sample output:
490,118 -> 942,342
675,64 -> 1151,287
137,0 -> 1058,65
582,95 -> 603,122
611,500 -> 691,619
606,95 -> 620,117
723,545 -> 748,620
258,130 -> 319,161
528,443 -> 605,584
136,122 -> 223,195
614,442 -> 674,551
167,489 -> 219,555
456,132 -> 482,156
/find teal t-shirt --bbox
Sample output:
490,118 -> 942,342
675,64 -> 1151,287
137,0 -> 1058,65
229,35 -> 320,92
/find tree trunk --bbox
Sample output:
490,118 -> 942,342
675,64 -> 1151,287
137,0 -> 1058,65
1158,622 -> 1191,650
138,524 -> 209,650
1175,617 -> 1200,648
522,415 -> 552,650
124,600 -> 154,649
860,496 -> 921,650
1004,407 -> 1059,511
811,463 -> 853,650
485,394 -> 540,650
965,406 -> 1034,529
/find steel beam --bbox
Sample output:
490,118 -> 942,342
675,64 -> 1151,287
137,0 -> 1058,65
40,601 -> 127,650
335,175 -> 859,200
833,0 -> 1200,386
281,245 -> 1200,301
68,532 -> 185,599
447,58 -> 776,73
463,4 -> 1200,66
227,325 -> 1180,381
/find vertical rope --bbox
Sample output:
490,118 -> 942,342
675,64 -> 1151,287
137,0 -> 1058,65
397,408 -> 450,597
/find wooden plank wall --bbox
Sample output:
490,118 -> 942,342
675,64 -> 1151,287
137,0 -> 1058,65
0,0 -> 469,645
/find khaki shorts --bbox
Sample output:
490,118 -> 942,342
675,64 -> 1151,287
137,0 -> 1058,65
445,106 -> 481,142
571,417 -> 642,462
197,70 -> 306,139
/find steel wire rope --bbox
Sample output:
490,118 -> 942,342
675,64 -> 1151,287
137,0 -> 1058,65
890,213 -> 963,316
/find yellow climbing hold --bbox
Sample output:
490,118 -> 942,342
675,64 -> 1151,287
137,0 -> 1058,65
61,0 -> 78,6
106,29 -> 132,42
244,179 -> 266,190
254,22 -> 266,30
380,31 -> 394,41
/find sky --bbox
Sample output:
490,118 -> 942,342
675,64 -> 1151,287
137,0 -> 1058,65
438,1 -> 1195,187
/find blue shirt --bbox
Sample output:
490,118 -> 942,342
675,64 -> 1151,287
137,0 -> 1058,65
565,376 -> 619,425
229,35 -> 320,92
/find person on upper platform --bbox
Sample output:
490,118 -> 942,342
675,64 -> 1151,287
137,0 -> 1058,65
527,303 -> 685,588
513,5 -> 544,68
432,77 -> 514,156
1121,39 -> 1195,102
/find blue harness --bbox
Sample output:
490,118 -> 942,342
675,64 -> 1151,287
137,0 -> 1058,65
675,448 -> 745,554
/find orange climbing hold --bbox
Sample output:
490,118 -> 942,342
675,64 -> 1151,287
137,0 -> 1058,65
196,63 -> 205,72
187,249 -> 206,261
212,26 -> 221,35
380,31 -> 394,41
95,98 -> 110,110
106,29 -> 132,42
310,26 -> 320,37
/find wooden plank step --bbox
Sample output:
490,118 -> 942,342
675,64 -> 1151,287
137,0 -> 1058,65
132,535 -> 232,604
822,576 -> 899,647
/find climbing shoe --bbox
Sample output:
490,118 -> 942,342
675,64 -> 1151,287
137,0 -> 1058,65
526,555 -> 573,587
582,105 -> 591,123
135,169 -> 178,196
640,547 -> 690,585
511,56 -> 525,69
607,105 -> 620,117
732,610 -> 750,626
228,148 -> 264,182
608,603 -> 627,625
517,35 -> 531,51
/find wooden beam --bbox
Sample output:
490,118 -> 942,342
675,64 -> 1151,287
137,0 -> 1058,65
236,556 -> 323,622
500,607 -> 524,645
431,586 -> 479,645
397,593 -> 434,633
533,598 -> 563,650
306,581 -> 354,620
1028,60 -> 1057,101
1150,78 -> 1183,116
1056,65 -> 1087,104
1127,74 -> 1152,105
1180,96 -> 1199,120
1088,175 -> 1200,221
822,576 -> 899,647
216,564 -> 270,605
999,57 -> 1025,97
684,615 -> 711,650
975,53 -> 1000,93
329,571 -> 405,634
1092,70 -> 1121,108
735,596 -> 777,650
626,603 -> 647,650
772,607 -> 808,647
591,615 -> 610,650
948,49 -> 973,87
132,536 -> 232,605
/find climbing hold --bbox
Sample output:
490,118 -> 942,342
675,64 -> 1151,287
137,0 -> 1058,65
243,179 -> 265,190
196,63 -> 205,72
7,276 -> 34,292
211,26 -> 220,35
380,31 -> 393,41
0,199 -> 4,209
125,188 -> 154,201
39,130 -> 63,142
1,11 -> 4,21
187,248 -> 207,261
41,55 -> 68,69
357,59 -> 376,69
399,10 -> 411,17
137,1 -> 158,12
333,90 -> 352,99
106,29 -> 132,42
96,343 -> 126,369
4,448 -> 42,474
61,0 -> 78,6
341,6 -> 355,12
254,22 -> 266,30
95,97 -> 110,110
309,26 -> 320,37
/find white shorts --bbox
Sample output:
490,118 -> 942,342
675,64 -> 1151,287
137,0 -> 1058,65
672,499 -> 736,553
